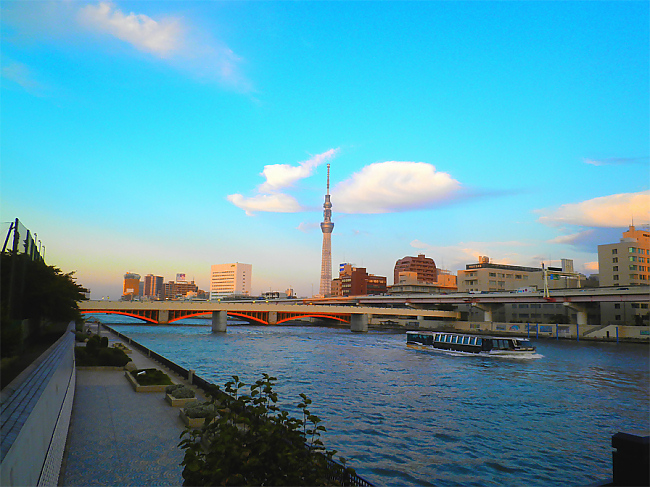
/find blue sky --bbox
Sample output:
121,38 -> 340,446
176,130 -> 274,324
2,1 -> 648,299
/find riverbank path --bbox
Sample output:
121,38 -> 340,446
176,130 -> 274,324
60,330 -> 205,486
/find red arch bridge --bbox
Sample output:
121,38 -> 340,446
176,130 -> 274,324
78,301 -> 460,332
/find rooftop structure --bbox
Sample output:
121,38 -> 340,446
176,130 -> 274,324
394,254 -> 437,285
210,263 -> 252,299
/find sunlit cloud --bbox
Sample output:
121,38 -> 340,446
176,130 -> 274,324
584,261 -> 598,272
77,2 -> 182,57
228,149 -> 339,215
537,191 -> 650,228
227,193 -> 302,216
259,149 -> 338,193
332,162 -> 461,214
584,157 -> 649,166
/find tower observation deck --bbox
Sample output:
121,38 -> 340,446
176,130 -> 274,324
319,164 -> 334,297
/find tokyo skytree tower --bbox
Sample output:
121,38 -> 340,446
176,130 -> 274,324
319,164 -> 334,297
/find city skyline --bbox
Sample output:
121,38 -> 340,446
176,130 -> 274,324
1,1 -> 648,299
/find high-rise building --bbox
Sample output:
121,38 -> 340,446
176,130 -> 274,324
319,164 -> 334,297
122,272 -> 141,299
144,274 -> 165,300
393,254 -> 438,285
210,263 -> 252,299
598,225 -> 650,287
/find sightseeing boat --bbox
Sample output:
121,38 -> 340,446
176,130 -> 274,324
406,331 -> 537,357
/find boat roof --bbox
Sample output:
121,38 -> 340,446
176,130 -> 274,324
406,331 -> 530,340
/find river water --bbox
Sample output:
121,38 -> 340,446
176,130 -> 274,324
106,319 -> 649,487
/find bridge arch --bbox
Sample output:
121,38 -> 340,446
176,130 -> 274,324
80,310 -> 157,324
276,314 -> 350,325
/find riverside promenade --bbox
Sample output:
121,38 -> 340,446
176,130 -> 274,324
61,329 -> 204,486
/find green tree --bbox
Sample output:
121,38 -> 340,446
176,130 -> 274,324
1,253 -> 88,355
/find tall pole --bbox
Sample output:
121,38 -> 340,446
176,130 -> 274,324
319,164 -> 334,297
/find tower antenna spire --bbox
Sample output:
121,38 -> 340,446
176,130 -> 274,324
327,163 -> 330,195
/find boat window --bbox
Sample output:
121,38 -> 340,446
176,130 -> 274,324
477,338 -> 482,346
469,337 -> 476,345
463,336 -> 470,344
453,336 -> 459,344
444,335 -> 450,343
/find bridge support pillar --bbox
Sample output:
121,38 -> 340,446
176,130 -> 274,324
158,310 -> 169,324
471,303 -> 494,322
564,302 -> 588,326
212,311 -> 227,333
268,311 -> 278,325
350,314 -> 369,333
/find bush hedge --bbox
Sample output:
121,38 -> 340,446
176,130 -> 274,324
179,374 -> 352,486
132,368 -> 173,386
75,346 -> 131,367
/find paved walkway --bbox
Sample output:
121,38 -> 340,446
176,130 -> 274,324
61,331 -> 205,486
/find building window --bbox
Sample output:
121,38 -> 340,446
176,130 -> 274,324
612,249 -> 618,254
613,275 -> 619,280
613,266 -> 618,271
613,258 -> 618,263
629,247 -> 636,253
615,315 -> 621,321
640,266 -> 646,272
614,304 -> 620,309
629,265 -> 637,271
630,274 -> 638,280
630,256 -> 637,262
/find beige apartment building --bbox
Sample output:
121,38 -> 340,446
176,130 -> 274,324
457,256 -> 581,293
210,263 -> 252,299
598,225 -> 650,287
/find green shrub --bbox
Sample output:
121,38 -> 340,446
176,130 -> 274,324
179,374 -> 351,486
74,332 -> 87,342
100,336 -> 109,348
75,346 -> 131,367
132,368 -> 173,386
167,384 -> 196,398
183,400 -> 216,419
86,334 -> 101,352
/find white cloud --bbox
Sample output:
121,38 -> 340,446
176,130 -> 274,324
77,2 -> 182,57
2,62 -> 46,95
537,190 -> 650,228
259,149 -> 338,193
74,2 -> 250,90
227,193 -> 302,216
296,222 -> 319,233
584,157 -> 648,166
332,162 -> 461,214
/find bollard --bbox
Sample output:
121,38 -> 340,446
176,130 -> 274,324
527,323 -> 530,339
536,324 -> 538,339
576,323 -> 579,342
188,369 -> 195,385
556,324 -> 558,340
616,326 -> 619,344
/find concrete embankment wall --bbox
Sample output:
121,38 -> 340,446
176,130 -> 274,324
411,320 -> 649,342
0,323 -> 76,486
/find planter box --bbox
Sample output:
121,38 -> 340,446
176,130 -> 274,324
125,370 -> 172,393
179,408 -> 207,428
165,394 -> 196,407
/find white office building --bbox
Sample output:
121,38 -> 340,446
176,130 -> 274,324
210,263 -> 252,299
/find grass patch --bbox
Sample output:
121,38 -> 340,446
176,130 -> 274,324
132,368 -> 173,386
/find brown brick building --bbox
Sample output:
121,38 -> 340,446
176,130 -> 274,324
394,254 -> 437,285
332,264 -> 387,296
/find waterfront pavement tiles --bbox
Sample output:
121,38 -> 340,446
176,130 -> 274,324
61,334 -> 205,487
